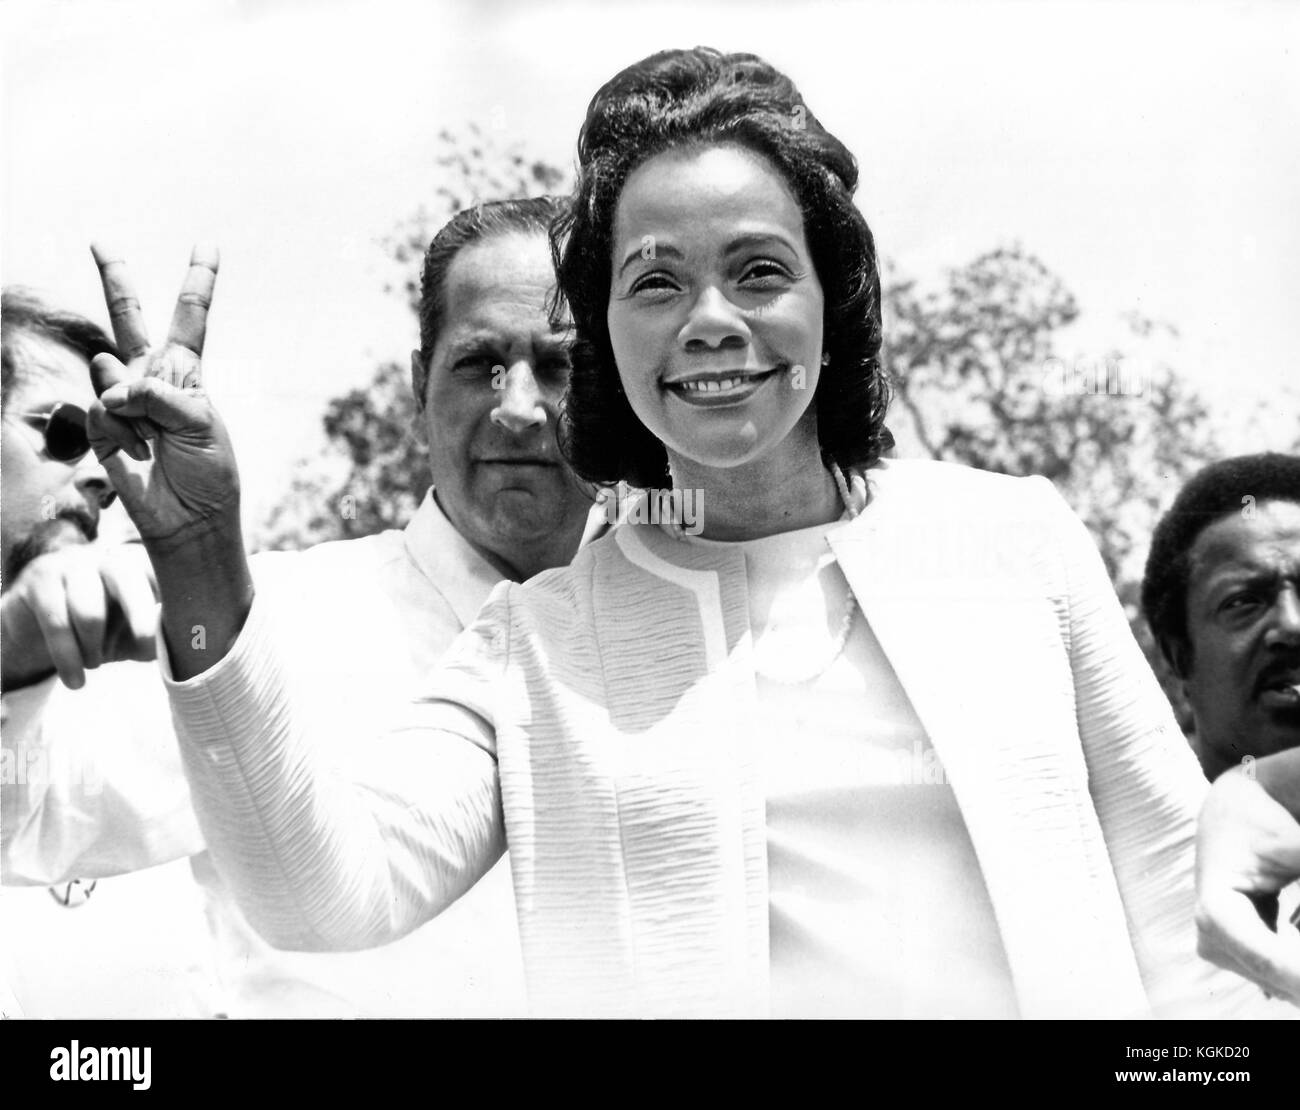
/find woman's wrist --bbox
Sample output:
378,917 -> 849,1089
150,519 -> 255,681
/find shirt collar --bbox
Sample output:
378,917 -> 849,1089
402,489 -> 509,629
404,488 -> 613,628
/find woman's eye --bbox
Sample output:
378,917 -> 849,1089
739,260 -> 794,289
630,272 -> 677,295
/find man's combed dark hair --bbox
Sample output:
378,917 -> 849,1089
551,47 -> 892,489
1141,452 -> 1300,671
417,196 -> 570,375
1,287 -> 118,406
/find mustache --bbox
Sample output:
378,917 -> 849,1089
4,507 -> 99,586
50,505 -> 99,543
477,426 -> 565,463
1255,654 -> 1300,694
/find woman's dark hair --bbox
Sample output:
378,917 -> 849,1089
552,47 -> 891,488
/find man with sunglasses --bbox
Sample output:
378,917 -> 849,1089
1,289 -> 158,691
2,199 -> 603,1017
2,287 -> 208,1016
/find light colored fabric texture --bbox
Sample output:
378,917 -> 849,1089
3,663 -> 202,884
1,490 -> 533,1017
708,519 -> 1021,1017
166,459 -> 1274,1018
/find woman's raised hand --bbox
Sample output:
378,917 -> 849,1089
85,244 -> 253,680
86,243 -> 241,554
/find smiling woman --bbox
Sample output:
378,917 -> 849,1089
96,47 -> 1281,1019
606,145 -> 828,485
554,51 -> 890,506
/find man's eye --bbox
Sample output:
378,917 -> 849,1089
453,354 -> 496,373
1221,592 -> 1262,613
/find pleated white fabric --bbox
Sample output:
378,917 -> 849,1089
166,459 -> 1271,1018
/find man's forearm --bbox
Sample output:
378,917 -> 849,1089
151,524 -> 255,681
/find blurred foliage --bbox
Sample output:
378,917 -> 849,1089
380,123 -> 570,318
882,246 -> 1224,728
255,127 -> 1295,733
254,359 -> 425,547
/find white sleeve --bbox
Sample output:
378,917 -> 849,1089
1040,478 -> 1282,1018
164,590 -> 507,953
2,665 -> 203,886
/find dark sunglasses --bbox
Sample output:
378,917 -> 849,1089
18,403 -> 92,463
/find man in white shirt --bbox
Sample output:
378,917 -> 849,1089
1140,453 -> 1300,1006
1,197 -> 601,1016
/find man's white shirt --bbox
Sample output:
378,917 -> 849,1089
0,489 -> 600,1017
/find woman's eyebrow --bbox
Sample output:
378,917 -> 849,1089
616,241 -> 684,277
723,231 -> 799,256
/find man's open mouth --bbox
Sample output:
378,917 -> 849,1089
1257,670 -> 1300,708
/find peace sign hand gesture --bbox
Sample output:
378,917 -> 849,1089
86,243 -> 241,553
86,244 -> 253,680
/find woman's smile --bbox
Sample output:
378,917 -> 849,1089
663,365 -> 784,405
607,142 -> 825,474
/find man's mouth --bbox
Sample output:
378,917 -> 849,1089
1257,667 -> 1300,709
663,367 -> 782,405
5,510 -> 98,584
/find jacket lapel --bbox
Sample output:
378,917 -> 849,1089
828,466 -> 1150,1017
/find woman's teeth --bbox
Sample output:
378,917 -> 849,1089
677,377 -> 749,393
673,370 -> 777,394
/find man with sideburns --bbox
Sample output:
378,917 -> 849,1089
1141,453 -> 1300,781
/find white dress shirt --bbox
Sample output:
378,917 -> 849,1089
1,489 -> 591,1017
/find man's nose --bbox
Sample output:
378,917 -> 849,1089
490,361 -> 547,434
680,285 -> 750,352
1266,586 -> 1300,646
73,453 -> 116,511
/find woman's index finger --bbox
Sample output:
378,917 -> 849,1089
166,243 -> 220,355
90,243 -> 151,359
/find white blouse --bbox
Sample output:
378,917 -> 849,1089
687,519 -> 1020,1017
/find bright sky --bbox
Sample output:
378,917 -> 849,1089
4,0 -> 1298,530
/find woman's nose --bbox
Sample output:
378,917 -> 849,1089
679,285 -> 750,351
